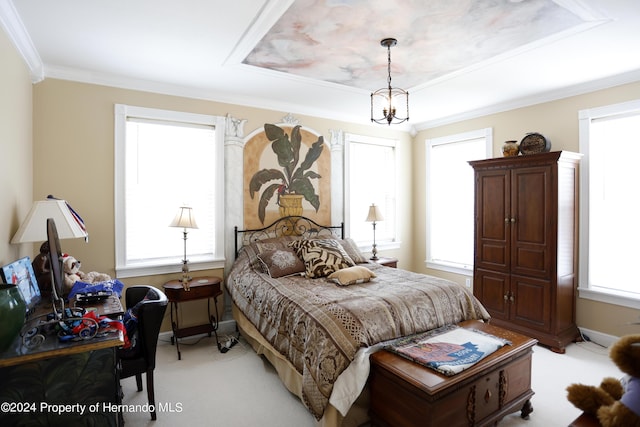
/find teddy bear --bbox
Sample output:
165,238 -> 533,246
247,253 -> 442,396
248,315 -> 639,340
62,255 -> 83,291
566,334 -> 640,427
62,255 -> 112,292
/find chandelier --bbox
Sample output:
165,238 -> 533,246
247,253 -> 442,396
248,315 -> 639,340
371,38 -> 409,125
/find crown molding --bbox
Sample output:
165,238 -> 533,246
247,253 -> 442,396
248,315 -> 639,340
223,0 -> 294,66
0,0 -> 43,82
44,62 -> 640,135
414,69 -> 640,131
44,63 -> 374,126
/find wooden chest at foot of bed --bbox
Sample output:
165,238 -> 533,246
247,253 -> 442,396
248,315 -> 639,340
369,320 -> 537,427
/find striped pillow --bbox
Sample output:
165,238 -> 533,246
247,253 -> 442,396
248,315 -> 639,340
289,239 -> 355,278
337,237 -> 369,264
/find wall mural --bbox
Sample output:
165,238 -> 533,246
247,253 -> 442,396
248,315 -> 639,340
243,123 -> 331,229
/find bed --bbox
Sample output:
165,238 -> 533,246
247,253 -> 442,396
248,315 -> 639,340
226,216 -> 490,427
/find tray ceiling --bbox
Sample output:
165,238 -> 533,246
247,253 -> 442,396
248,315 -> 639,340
2,0 -> 640,130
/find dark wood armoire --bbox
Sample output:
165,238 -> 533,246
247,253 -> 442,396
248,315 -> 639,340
469,151 -> 582,353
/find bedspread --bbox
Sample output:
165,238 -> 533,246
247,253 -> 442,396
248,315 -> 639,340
227,247 -> 490,420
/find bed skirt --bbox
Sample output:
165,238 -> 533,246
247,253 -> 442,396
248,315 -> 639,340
232,303 -> 370,427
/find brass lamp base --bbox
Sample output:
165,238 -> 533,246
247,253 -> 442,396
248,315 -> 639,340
370,243 -> 379,261
181,261 -> 191,290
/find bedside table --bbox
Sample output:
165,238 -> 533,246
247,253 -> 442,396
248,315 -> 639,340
373,257 -> 398,268
163,276 -> 222,359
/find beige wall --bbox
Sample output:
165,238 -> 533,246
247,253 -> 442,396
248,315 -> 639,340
413,81 -> 640,337
30,78 -> 412,331
0,29 -> 33,267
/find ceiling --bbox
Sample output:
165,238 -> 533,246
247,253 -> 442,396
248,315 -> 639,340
2,0 -> 640,132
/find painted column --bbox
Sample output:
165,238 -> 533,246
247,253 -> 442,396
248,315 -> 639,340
223,114 -> 246,277
329,129 -> 345,229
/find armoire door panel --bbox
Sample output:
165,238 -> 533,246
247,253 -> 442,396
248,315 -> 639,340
513,247 -> 548,277
510,166 -> 552,277
511,275 -> 551,333
512,168 -> 547,242
474,269 -> 509,321
475,170 -> 509,271
480,243 -> 508,270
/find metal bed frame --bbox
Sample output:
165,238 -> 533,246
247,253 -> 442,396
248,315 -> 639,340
234,215 -> 344,258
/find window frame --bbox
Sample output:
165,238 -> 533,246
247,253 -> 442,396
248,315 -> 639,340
344,132 -> 400,252
578,99 -> 640,309
114,104 -> 225,278
425,128 -> 492,276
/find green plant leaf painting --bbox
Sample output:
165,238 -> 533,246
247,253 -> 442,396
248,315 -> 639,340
249,123 -> 323,224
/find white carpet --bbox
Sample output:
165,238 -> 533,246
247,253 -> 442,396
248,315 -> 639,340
501,341 -> 621,426
121,333 -> 316,427
120,333 -> 622,426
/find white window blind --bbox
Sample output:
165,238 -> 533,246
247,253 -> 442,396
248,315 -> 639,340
426,129 -> 491,274
114,105 -> 225,277
346,134 -> 397,248
579,100 -> 640,306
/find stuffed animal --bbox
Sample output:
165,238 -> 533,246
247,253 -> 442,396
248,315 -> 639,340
62,255 -> 83,291
32,241 -> 52,297
62,255 -> 112,292
566,334 -> 640,427
81,270 -> 112,284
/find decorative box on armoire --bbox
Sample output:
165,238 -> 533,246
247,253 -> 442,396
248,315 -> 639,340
469,151 -> 582,353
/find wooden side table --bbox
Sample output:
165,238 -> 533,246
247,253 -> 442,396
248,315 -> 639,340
373,257 -> 398,268
162,276 -> 222,359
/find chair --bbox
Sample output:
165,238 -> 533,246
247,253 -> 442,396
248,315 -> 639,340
118,285 -> 168,420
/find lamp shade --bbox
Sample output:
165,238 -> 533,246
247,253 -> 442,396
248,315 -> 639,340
169,206 -> 198,229
11,200 -> 88,243
365,204 -> 384,222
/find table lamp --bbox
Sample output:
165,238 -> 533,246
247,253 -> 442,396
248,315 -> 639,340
169,206 -> 198,290
365,204 -> 384,260
11,197 -> 88,299
11,198 -> 88,244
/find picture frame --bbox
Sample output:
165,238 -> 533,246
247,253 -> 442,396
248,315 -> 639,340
1,256 -> 42,315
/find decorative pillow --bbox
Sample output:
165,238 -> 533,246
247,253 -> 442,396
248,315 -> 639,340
337,237 -> 369,264
328,266 -> 377,286
289,239 -> 355,278
257,248 -> 306,278
251,236 -> 300,254
245,236 -> 301,271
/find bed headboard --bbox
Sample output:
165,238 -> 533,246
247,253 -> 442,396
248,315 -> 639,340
234,216 -> 344,258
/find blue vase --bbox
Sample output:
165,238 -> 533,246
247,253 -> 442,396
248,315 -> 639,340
0,285 -> 26,352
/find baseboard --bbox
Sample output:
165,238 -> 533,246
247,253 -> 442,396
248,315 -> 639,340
578,327 -> 618,348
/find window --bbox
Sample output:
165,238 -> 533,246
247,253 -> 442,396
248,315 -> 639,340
579,100 -> 640,308
345,134 -> 398,250
114,105 -> 225,277
425,128 -> 492,275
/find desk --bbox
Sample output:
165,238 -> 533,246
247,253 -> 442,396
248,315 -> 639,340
0,299 -> 125,426
163,276 -> 222,359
